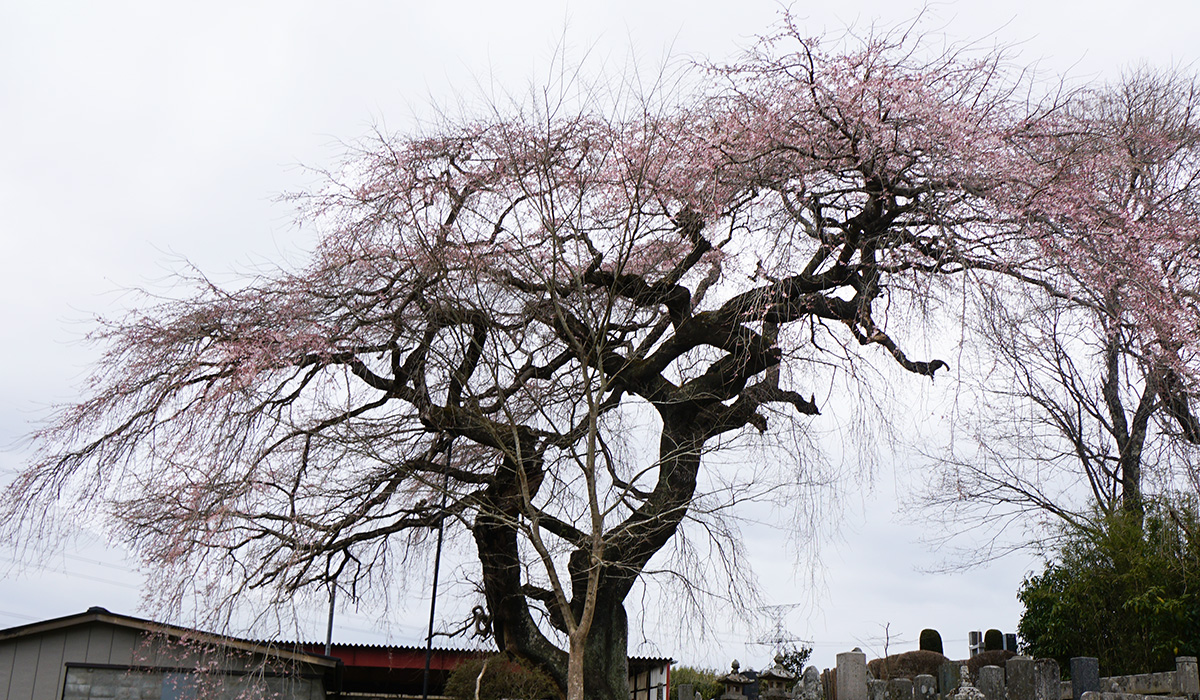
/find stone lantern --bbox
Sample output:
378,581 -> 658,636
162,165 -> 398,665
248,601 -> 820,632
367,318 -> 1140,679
759,654 -> 799,699
719,660 -> 753,700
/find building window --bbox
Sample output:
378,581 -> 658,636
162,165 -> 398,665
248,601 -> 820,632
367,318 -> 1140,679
160,672 -> 200,700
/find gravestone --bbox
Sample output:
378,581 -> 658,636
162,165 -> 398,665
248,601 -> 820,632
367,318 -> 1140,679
679,684 -> 695,700
1069,658 -> 1099,700
977,665 -> 1004,700
869,678 -> 889,700
1177,657 -> 1199,696
1006,657 -> 1035,700
915,674 -> 937,700
889,678 -> 915,700
1034,659 -> 1060,700
838,649 -> 868,700
938,662 -> 962,699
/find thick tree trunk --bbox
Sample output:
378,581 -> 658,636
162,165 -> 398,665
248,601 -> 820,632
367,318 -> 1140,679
475,513 -> 631,700
580,590 -> 629,700
471,418 -> 698,700
472,509 -> 569,690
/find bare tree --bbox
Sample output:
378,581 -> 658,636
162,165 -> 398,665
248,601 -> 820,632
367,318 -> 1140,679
929,67 -> 1200,557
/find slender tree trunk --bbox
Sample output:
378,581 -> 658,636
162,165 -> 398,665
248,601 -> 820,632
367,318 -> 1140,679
1121,461 -> 1144,522
568,634 -> 586,700
1100,325 -> 1150,525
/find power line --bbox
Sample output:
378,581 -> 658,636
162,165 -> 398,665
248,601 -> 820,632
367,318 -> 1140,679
0,609 -> 39,622
0,555 -> 141,590
58,551 -> 138,572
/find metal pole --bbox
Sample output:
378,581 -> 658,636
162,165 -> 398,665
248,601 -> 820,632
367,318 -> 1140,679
422,440 -> 452,700
324,583 -> 337,656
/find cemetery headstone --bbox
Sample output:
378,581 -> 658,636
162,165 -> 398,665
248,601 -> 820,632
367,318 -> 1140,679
889,678 -> 915,700
1034,659 -> 1060,700
1006,657 -> 1035,700
915,674 -> 937,700
977,666 -> 1004,700
938,662 -> 962,700
1069,658 -> 1098,700
838,649 -> 868,700
950,667 -> 985,700
1177,657 -> 1199,697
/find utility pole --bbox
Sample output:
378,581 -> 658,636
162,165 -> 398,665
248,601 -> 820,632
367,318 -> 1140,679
422,440 -> 453,700
324,583 -> 336,656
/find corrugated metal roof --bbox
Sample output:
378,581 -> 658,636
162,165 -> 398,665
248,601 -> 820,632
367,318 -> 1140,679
0,608 -> 673,672
0,607 -> 339,668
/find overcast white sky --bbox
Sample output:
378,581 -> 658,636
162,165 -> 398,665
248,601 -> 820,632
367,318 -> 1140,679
2,0 -> 1198,674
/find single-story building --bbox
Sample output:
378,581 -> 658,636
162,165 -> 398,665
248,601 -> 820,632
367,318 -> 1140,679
290,643 -> 671,700
1,608 -> 671,699
0,607 -> 338,700
293,642 -> 481,697
629,657 -> 671,700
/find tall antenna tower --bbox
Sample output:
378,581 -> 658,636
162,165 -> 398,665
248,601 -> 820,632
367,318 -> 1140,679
755,604 -> 809,655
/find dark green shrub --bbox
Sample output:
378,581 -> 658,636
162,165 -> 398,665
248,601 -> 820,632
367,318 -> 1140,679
443,653 -> 560,700
983,629 -> 1003,652
669,666 -> 723,700
867,650 -> 948,681
966,650 -> 1015,679
777,646 -> 813,676
919,629 -> 943,655
1018,499 -> 1200,675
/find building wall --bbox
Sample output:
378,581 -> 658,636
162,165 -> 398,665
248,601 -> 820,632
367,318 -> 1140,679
630,665 -> 668,700
61,666 -> 323,700
0,623 -> 144,700
0,621 -> 325,700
